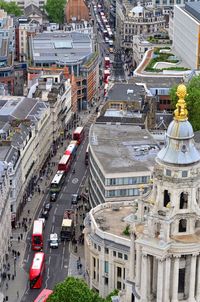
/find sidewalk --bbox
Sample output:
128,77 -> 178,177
0,100 -> 101,301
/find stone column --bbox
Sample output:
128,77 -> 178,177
196,256 -> 200,300
136,245 -> 141,288
141,254 -> 148,302
129,233 -> 135,280
188,255 -> 197,301
172,256 -> 179,302
152,257 -> 157,295
157,259 -> 164,302
164,257 -> 171,302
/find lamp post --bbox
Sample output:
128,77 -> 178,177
14,256 -> 16,277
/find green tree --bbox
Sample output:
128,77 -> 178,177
44,0 -> 66,24
47,277 -> 118,302
0,1 -> 22,16
170,75 -> 200,131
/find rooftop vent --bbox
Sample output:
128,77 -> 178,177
127,89 -> 134,94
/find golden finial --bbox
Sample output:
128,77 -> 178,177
174,84 -> 188,121
166,202 -> 171,208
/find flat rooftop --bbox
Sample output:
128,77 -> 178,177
31,31 -> 92,64
107,83 -> 145,102
185,2 -> 200,23
128,76 -> 181,88
93,204 -> 133,238
89,124 -> 159,174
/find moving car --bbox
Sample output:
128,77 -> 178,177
49,233 -> 59,248
71,194 -> 78,205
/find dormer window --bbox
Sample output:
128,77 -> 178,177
166,169 -> 171,177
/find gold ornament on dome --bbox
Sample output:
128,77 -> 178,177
174,84 -> 188,121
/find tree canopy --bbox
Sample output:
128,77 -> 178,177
44,0 -> 66,24
47,277 -> 118,302
0,1 -> 22,16
170,75 -> 200,131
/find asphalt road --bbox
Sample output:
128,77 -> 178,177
21,134 -> 89,301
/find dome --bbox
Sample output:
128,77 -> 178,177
157,84 -> 200,165
167,119 -> 194,140
130,3 -> 144,15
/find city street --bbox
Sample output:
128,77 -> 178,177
21,129 -> 89,301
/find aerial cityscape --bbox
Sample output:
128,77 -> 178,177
0,0 -> 200,301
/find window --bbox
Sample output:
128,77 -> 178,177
9,179 -> 12,186
180,192 -> 188,209
93,271 -> 96,279
104,261 -> 109,273
118,253 -> 123,259
166,169 -> 171,177
93,257 -> 96,267
105,277 -> 108,285
164,190 -> 170,207
113,251 -> 116,257
105,247 -> 109,254
179,219 -> 187,232
117,266 -> 122,277
182,171 -> 188,178
124,254 -> 128,260
98,246 -> 101,252
94,243 -> 97,249
117,281 -> 122,289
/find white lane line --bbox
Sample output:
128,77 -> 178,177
48,256 -> 51,264
45,267 -> 50,288
52,216 -> 55,224
61,242 -> 65,269
76,168 -> 88,194
54,207 -> 57,214
60,193 -> 63,199
51,225 -> 55,233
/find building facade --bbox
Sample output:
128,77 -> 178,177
0,96 -> 52,226
126,84 -> 200,302
0,161 -> 12,282
84,201 -> 131,297
28,31 -> 99,111
173,3 -> 200,70
89,124 -> 159,208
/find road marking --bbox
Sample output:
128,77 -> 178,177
72,178 -> 79,184
48,256 -> 51,264
54,207 -> 57,214
52,216 -> 55,224
45,267 -> 50,288
51,225 -> 55,233
76,168 -> 88,194
60,193 -> 63,199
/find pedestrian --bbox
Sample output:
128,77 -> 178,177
17,251 -> 20,258
17,236 -> 20,243
12,249 -> 14,256
6,283 -> 8,290
20,233 -> 23,240
29,218 -> 32,225
79,263 -> 82,270
17,291 -> 19,299
18,222 -> 21,229
14,251 -> 17,257
27,210 -> 30,215
7,263 -> 10,271
12,274 -> 14,280
7,273 -> 10,281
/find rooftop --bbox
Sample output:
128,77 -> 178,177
31,31 -> 93,64
107,83 -> 145,102
128,76 -> 181,89
92,203 -> 133,239
89,124 -> 159,174
185,2 -> 200,23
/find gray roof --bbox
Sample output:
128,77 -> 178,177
31,31 -> 92,64
24,4 -> 43,17
185,2 -> 200,22
89,124 -> 160,174
107,83 -> 145,102
128,76 -> 182,89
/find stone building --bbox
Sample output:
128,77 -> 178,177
126,84 -> 200,301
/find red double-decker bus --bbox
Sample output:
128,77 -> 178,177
30,252 -> 45,289
32,220 -> 43,251
58,154 -> 71,172
64,141 -> 78,160
73,127 -> 85,145
34,289 -> 53,302
104,57 -> 110,69
104,69 -> 110,83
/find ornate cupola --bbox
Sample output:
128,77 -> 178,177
130,84 -> 200,302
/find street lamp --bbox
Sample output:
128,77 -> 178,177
14,256 -> 16,277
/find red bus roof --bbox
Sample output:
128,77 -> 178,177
104,57 -> 110,61
73,127 -> 84,134
58,154 -> 70,165
33,220 -> 43,235
34,289 -> 53,302
30,252 -> 45,278
65,144 -> 76,155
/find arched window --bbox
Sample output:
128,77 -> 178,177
179,219 -> 187,232
164,190 -> 170,207
180,192 -> 188,209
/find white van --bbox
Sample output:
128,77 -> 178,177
49,233 -> 59,248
